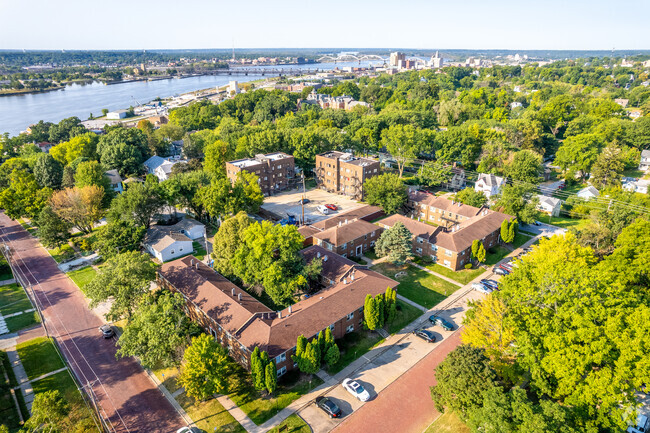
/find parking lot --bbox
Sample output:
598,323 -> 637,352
261,187 -> 366,225
299,287 -> 485,433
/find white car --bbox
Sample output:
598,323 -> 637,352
472,282 -> 493,294
317,205 -> 330,215
342,378 -> 370,401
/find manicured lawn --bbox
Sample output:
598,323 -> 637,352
6,311 -> 40,333
31,370 -> 94,428
229,369 -> 324,425
364,249 -> 379,261
425,411 -> 470,433
427,263 -> 484,285
267,414 -> 311,433
152,365 -> 182,393
512,232 -> 533,249
16,337 -> 65,380
0,351 -> 22,432
0,283 -> 32,316
48,244 -> 76,263
485,246 -> 510,266
387,300 -> 423,335
0,258 -> 14,281
327,329 -> 384,374
192,241 -> 207,261
67,266 -> 97,291
176,393 -> 245,433
372,263 -> 457,309
545,215 -> 590,230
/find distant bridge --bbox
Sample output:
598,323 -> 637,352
202,68 -> 322,76
316,54 -> 387,63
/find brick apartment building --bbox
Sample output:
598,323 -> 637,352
298,205 -> 385,246
314,151 -> 381,200
226,152 -> 295,196
407,191 -> 481,227
311,219 -> 383,258
378,192 -> 512,270
157,248 -> 398,376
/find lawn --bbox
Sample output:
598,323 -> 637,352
424,411 -> 470,433
512,232 -> 533,249
31,370 -> 95,428
426,263 -> 484,285
484,246 -> 510,266
229,369 -> 324,425
5,311 -> 40,333
0,351 -> 22,432
0,258 -> 14,281
48,244 -> 76,263
267,414 -> 311,433
16,337 -> 65,380
152,365 -> 182,394
372,262 -> 457,309
327,329 -> 384,374
67,266 -> 97,291
544,215 -> 590,230
0,283 -> 32,316
386,300 -> 424,335
176,393 -> 245,433
364,249 -> 379,261
192,241 -> 207,261
17,218 -> 38,236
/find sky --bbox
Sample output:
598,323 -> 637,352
1,0 -> 649,51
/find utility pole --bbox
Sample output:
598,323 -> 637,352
301,172 -> 306,225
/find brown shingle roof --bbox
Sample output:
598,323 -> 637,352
312,219 -> 380,247
409,191 -> 481,218
311,205 -> 383,230
376,214 -> 437,240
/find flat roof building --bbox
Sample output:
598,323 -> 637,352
226,152 -> 295,196
315,151 -> 381,200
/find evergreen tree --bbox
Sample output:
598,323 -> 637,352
300,341 -> 320,374
325,344 -> 340,368
295,334 -> 307,360
37,206 -> 71,249
265,362 -> 277,395
476,242 -> 487,264
375,222 -> 413,265
324,327 -> 335,350
385,287 -> 398,324
317,330 -> 327,358
375,294 -> 386,328
500,219 -> 510,243
364,294 -> 382,330
471,239 -> 481,259
251,347 -> 265,391
508,219 -> 518,243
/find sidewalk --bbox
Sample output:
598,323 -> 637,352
6,347 -> 35,411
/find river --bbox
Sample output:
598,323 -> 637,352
0,61 -> 383,137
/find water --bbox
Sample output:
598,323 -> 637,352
0,61 -> 383,136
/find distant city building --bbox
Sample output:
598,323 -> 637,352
429,51 -> 444,68
300,90 -> 370,111
106,109 -> 128,120
228,80 -> 240,95
314,151 -> 381,200
226,152 -> 295,196
389,52 -> 406,67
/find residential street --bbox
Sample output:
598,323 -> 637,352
0,213 -> 183,433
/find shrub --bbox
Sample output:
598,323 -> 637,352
464,263 -> 473,269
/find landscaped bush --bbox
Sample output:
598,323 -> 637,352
464,263 -> 473,269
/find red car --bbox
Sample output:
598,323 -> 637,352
324,204 -> 338,211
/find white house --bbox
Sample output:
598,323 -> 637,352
510,101 -> 523,109
143,156 -> 186,181
639,150 -> 650,171
144,155 -> 167,174
536,195 -> 562,217
622,178 -> 650,194
577,186 -> 600,200
168,218 -> 205,240
144,226 -> 193,262
104,169 -> 124,194
474,173 -> 506,198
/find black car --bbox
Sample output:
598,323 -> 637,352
315,396 -> 341,418
99,324 -> 114,339
299,198 -> 310,204
428,315 -> 454,332
480,279 -> 499,290
413,329 -> 436,343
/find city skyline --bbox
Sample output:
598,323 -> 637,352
1,0 -> 648,51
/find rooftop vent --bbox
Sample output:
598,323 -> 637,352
237,293 -> 242,301
277,310 -> 282,319
231,288 -> 236,296
344,278 -> 347,284
288,305 -> 293,315
190,259 -> 194,266
323,255 -> 328,262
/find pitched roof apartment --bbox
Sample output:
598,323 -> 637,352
311,205 -> 384,230
408,191 -> 480,219
312,219 -> 379,246
159,247 -> 398,359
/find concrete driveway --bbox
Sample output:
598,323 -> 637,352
261,187 -> 365,225
519,221 -> 567,237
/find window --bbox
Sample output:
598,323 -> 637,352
445,249 -> 452,257
371,230 -> 375,237
364,234 -> 367,240
342,253 -> 347,258
275,353 -> 286,364
347,312 -> 354,320
416,237 -> 424,244
277,366 -> 287,377
341,243 -> 347,250
430,254 -> 437,262
443,260 -> 451,267
416,247 -> 422,254
329,323 -> 335,331
346,325 -> 354,333
420,212 -> 425,218
370,240 -> 375,247
358,307 -> 363,313
431,245 -> 438,252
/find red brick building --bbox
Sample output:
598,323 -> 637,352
314,151 -> 381,200
226,152 -> 295,196
158,248 -> 398,377
311,219 -> 383,258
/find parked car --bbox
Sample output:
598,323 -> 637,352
413,329 -> 436,343
342,378 -> 370,402
176,428 -> 201,433
533,220 -> 542,226
315,396 -> 342,418
299,198 -> 310,204
500,263 -> 514,272
317,205 -> 330,215
472,282 -> 493,294
99,324 -> 114,339
324,204 -> 338,211
494,267 -> 509,276
480,279 -> 499,290
428,315 -> 454,331
627,414 -> 649,433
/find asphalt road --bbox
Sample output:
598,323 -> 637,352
0,214 -> 183,433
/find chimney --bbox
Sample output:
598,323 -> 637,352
277,310 -> 282,319
344,278 -> 347,284
195,262 -> 199,270
238,293 -> 242,301
288,305 -> 293,314
190,259 -> 194,266
231,288 -> 236,296
351,271 -> 355,281
317,251 -> 321,258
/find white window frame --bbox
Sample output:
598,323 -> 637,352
346,325 -> 354,333
347,312 -> 354,320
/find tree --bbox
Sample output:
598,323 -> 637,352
364,294 -> 383,331
94,219 -> 145,258
180,334 -> 231,401
212,212 -> 251,276
108,181 -> 163,229
36,206 -> 71,249
161,170 -> 212,220
33,153 -> 63,189
555,133 -> 603,179
50,185 -> 104,234
375,221 -> 413,265
471,239 -> 481,259
298,341 -> 321,374
364,173 -> 407,214
203,140 -> 233,176
317,330 -> 327,359
475,241 -> 486,264
0,170 -> 51,219
198,172 -> 263,220
97,127 -> 150,176
48,116 -> 85,143
455,188 -> 487,208
501,219 -> 516,244
494,184 -> 539,224
265,361 -> 277,395
325,344 -> 340,368
117,291 -> 196,369
251,347 -> 266,391
385,286 -> 398,323
419,160 -> 452,187
381,124 -> 422,177
430,345 -> 498,416
294,335 -> 307,362
324,327 -> 335,350
589,145 -> 625,189
505,150 -> 543,184
49,132 -> 98,165
24,390 -> 70,432
74,160 -> 112,191
84,251 -> 156,321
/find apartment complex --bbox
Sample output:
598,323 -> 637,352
226,152 -> 295,195
311,219 -> 383,258
314,151 -> 381,199
379,192 -> 512,270
157,248 -> 398,376
297,204 -> 384,246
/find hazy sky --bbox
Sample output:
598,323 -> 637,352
1,0 -> 648,50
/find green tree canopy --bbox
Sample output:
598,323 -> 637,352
180,334 -> 231,400
494,184 -> 539,224
375,221 -> 413,265
97,127 -> 150,176
455,187 -> 488,208
364,173 -> 407,214
36,205 -> 71,249
33,153 -> 63,189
